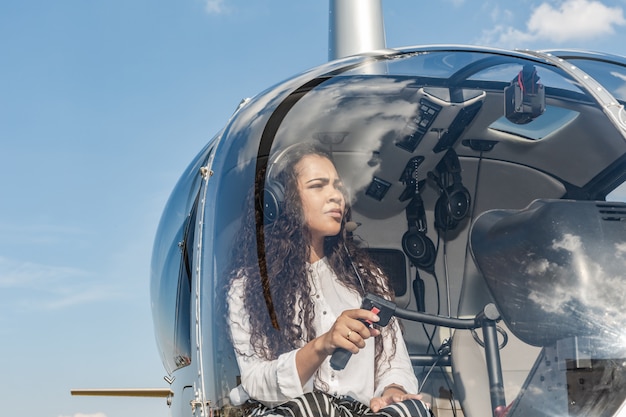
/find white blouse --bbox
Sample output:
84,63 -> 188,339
227,257 -> 418,408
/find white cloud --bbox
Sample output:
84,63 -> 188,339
0,256 -> 122,311
551,232 -> 582,252
0,222 -> 91,246
611,70 -> 626,99
616,242 -> 626,257
42,287 -> 120,310
525,233 -> 626,327
528,0 -> 626,42
488,5 -> 514,23
0,256 -> 87,288
58,413 -> 107,417
480,0 -> 626,48
445,0 -> 466,7
205,0 -> 228,14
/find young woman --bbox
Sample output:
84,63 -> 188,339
226,143 -> 430,417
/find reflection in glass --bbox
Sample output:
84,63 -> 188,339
151,142 -> 214,374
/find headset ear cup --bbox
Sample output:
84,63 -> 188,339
402,229 -> 436,270
435,184 -> 471,232
262,180 -> 285,224
447,184 -> 471,222
434,194 -> 457,232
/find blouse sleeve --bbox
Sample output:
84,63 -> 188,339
227,278 -> 314,407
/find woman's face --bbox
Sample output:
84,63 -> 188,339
295,154 -> 346,243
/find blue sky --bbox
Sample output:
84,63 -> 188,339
1,1 -> 625,416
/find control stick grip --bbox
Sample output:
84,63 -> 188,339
329,294 -> 396,370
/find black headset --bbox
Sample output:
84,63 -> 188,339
261,145 -> 293,225
430,149 -> 471,233
401,193 -> 436,271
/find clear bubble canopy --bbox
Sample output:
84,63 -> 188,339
151,46 -> 626,416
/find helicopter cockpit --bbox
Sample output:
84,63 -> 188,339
151,46 -> 626,417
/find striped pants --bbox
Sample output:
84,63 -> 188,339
246,391 -> 432,417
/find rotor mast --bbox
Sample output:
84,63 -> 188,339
328,0 -> 386,60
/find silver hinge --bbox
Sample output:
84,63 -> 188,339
199,166 -> 213,179
190,399 -> 211,410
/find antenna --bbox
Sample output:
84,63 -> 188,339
328,0 -> 386,60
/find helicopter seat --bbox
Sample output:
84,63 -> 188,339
458,199 -> 626,416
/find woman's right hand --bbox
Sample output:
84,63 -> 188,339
318,308 -> 381,356
296,308 -> 381,385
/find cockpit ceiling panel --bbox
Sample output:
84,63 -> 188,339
214,48 -> 626,220
272,84 -> 622,195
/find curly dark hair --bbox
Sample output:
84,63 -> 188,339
225,142 -> 398,380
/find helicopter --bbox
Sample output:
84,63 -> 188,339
73,0 -> 626,416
